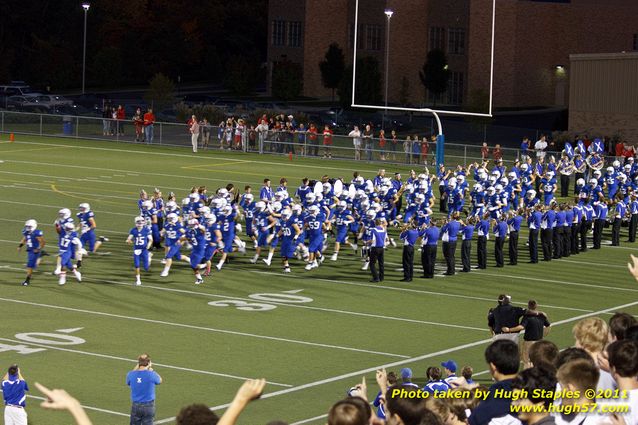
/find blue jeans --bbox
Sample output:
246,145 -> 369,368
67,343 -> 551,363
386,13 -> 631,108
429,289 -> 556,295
144,125 -> 154,144
130,401 -> 155,425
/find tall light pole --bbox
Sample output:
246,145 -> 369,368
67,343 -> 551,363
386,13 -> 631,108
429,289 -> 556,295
383,9 -> 393,130
81,2 -> 90,94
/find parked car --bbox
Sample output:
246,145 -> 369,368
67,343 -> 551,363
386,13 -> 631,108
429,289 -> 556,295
29,94 -> 74,107
181,94 -> 218,107
5,95 -> 48,112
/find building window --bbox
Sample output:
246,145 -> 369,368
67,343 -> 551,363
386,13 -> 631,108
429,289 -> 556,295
447,71 -> 464,105
365,24 -> 382,51
429,26 -> 445,51
272,20 -> 286,46
448,28 -> 466,55
287,21 -> 302,47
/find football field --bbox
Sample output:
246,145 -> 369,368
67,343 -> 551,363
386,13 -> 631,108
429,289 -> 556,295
1,136 -> 638,425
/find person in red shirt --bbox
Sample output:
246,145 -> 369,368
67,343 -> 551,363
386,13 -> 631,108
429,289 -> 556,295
306,123 -> 318,156
143,108 -> 155,144
420,137 -> 429,165
132,107 -> 144,142
116,105 -> 125,136
493,144 -> 503,161
378,129 -> 387,161
322,124 -> 333,159
615,141 -> 625,158
481,142 -> 490,161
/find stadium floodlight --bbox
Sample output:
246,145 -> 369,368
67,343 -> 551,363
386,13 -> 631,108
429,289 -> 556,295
351,0 -> 496,166
81,2 -> 91,94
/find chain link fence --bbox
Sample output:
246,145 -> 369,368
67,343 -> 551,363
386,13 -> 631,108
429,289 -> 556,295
1,110 -> 530,166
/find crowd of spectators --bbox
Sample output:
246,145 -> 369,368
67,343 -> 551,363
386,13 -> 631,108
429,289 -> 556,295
6,302 -> 637,425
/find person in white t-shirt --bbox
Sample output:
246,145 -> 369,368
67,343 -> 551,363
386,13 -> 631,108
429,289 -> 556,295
535,135 -> 548,160
349,126 -> 362,161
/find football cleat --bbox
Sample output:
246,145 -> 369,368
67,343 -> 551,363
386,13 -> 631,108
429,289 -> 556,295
195,278 -> 203,285
262,258 -> 272,266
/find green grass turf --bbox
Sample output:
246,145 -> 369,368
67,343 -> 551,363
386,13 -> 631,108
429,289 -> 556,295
1,135 -> 637,425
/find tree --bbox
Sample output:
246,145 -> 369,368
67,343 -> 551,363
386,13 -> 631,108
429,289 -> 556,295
419,49 -> 450,106
337,56 -> 382,109
223,55 -> 261,96
271,59 -> 303,101
91,47 -> 123,88
144,73 -> 175,111
319,43 -> 346,103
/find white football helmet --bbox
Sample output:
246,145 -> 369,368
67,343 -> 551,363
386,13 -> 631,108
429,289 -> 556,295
308,205 -> 320,216
165,201 -> 178,212
365,209 -> 377,221
63,221 -> 75,232
255,201 -> 267,212
305,193 -> 316,203
78,203 -> 90,212
167,213 -> 179,224
135,216 -> 146,228
24,219 -> 37,232
271,202 -> 282,213
188,218 -> 200,228
576,178 -> 585,187
58,208 -> 71,220
526,190 -> 536,199
243,193 -> 254,204
142,200 -> 153,210
607,166 -> 614,174
189,193 -> 200,202
205,213 -> 217,224
337,200 -> 347,211
181,198 -> 190,206
613,160 -> 620,168
281,208 -> 292,220
589,179 -> 598,187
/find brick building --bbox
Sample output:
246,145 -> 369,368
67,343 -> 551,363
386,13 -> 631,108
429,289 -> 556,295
267,0 -> 638,109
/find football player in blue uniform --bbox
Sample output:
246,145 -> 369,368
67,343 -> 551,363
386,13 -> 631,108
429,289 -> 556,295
126,216 -> 153,286
240,192 -> 257,248
330,201 -> 355,261
277,207 -> 302,273
77,203 -> 108,267
53,208 -> 74,276
57,221 -> 83,286
18,219 -> 45,286
216,205 -> 246,270
159,213 -> 188,277
203,213 -> 222,276
250,202 -> 275,264
304,205 -> 327,270
183,218 -> 206,284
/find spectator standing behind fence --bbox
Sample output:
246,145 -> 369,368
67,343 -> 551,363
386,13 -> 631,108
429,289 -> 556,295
363,124 -> 373,161
403,136 -> 412,164
520,137 -> 530,162
143,108 -> 155,144
481,142 -> 490,161
296,123 -> 306,156
420,137 -> 429,165
307,123 -> 318,156
116,105 -> 125,136
102,103 -> 111,136
200,118 -> 211,150
127,354 -> 162,425
492,144 -> 503,162
535,135 -> 548,160
133,108 -> 144,143
390,129 -> 398,161
349,125 -> 362,160
2,364 -> 29,425
322,124 -> 333,159
411,134 -> 420,163
378,129 -> 387,161
188,115 -> 200,153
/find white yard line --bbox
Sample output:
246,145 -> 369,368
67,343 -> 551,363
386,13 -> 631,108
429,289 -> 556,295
476,272 -> 638,293
0,261 -> 485,332
0,337 -> 292,388
246,270 -> 597,313
0,297 -> 410,359
0,199 -> 132,217
5,140 -> 394,174
553,258 -> 626,269
232,299 -> 638,425
0,389 -> 130,418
